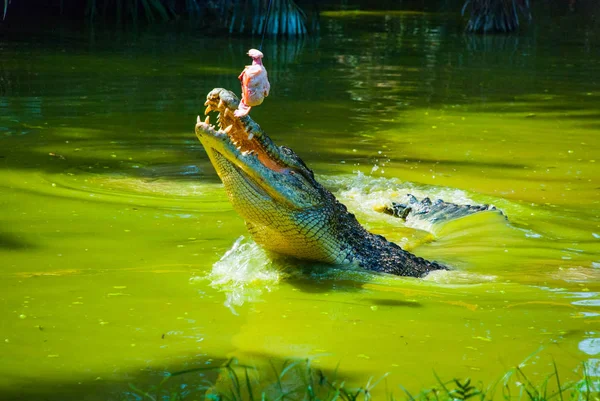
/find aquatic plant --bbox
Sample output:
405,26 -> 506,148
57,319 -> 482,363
216,0 -> 309,35
462,0 -> 532,33
121,357 -> 600,401
1,0 -> 312,35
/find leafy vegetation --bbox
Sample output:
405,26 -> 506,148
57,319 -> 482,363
217,0 -> 309,35
120,357 -> 600,401
1,0 -> 535,34
1,0 -> 312,35
461,0 -> 532,32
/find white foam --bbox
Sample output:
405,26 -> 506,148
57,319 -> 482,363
322,171 -> 477,232
422,269 -> 497,284
191,236 -> 281,313
192,172 -> 505,306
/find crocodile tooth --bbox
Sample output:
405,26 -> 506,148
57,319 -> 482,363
223,107 -> 230,117
204,116 -> 210,124
247,133 -> 254,140
204,100 -> 210,106
197,115 -> 201,124
218,99 -> 224,109
223,125 -> 233,134
205,105 -> 213,115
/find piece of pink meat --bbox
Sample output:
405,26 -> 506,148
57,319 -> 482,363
234,49 -> 270,117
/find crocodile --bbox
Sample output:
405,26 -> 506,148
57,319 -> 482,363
195,88 -> 497,277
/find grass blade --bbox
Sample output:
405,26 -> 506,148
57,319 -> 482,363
245,367 -> 255,401
553,361 -> 564,401
128,383 -> 158,401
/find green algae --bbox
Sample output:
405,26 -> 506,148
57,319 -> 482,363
1,11 -> 600,401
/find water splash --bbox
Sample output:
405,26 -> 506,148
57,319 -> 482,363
192,172 -> 511,306
322,171 -> 478,232
191,236 -> 281,313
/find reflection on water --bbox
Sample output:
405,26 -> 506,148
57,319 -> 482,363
579,337 -> 600,356
1,8 -> 600,399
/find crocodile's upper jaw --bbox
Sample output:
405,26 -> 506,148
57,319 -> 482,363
195,88 -> 347,263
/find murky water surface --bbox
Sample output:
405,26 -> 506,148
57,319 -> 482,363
1,9 -> 600,400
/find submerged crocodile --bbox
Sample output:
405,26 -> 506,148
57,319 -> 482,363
195,88 -> 498,277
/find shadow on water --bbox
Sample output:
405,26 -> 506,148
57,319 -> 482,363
285,274 -> 367,294
0,232 -> 34,250
0,353 -> 359,401
367,298 -> 422,307
400,157 -> 528,170
0,356 -> 229,401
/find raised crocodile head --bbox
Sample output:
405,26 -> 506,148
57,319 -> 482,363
195,88 -> 446,277
195,88 -> 346,264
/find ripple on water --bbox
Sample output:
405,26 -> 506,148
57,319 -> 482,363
423,269 -> 498,285
196,233 -> 500,315
566,292 -> 600,307
572,299 -> 600,307
193,172 -> 514,303
34,164 -> 225,208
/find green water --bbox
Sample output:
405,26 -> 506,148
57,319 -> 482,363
1,9 -> 600,400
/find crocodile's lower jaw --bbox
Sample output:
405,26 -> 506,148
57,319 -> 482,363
246,220 -> 342,264
208,148 -> 342,263
210,150 -> 272,201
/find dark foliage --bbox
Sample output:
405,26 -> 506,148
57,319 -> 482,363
1,0 -> 314,35
462,0 -> 532,33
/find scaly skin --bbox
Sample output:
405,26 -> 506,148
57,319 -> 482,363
195,88 -> 446,277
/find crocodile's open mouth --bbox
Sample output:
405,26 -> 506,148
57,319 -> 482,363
195,88 -> 317,210
194,88 -> 288,174
195,88 -> 322,213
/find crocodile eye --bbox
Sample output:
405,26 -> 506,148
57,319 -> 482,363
280,145 -> 315,181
